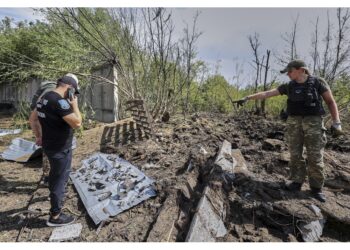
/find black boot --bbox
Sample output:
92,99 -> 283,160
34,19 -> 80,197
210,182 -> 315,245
311,188 -> 326,202
286,181 -> 302,191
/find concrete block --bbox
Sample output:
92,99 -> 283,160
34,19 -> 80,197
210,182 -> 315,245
186,187 -> 227,242
231,149 -> 248,170
49,223 -> 82,242
262,138 -> 284,151
214,140 -> 236,174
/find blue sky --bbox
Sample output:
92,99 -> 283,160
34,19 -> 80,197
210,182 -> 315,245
0,8 -> 42,22
0,5 -> 345,85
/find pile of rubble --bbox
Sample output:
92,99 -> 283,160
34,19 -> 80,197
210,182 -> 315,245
1,112 -> 350,242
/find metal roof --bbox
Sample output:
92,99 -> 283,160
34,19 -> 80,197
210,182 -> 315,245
1,138 -> 42,162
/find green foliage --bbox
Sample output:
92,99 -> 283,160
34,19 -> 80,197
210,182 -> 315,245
0,8 -> 348,122
258,82 -> 287,116
202,75 -> 233,112
264,94 -> 287,115
188,74 -> 235,113
183,74 -> 288,116
332,74 -> 350,108
0,8 -> 114,86
0,19 -> 45,84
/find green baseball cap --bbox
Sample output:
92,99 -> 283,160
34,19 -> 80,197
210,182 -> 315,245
280,59 -> 309,73
40,81 -> 57,90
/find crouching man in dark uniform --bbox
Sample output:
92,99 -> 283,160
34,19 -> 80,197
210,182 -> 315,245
31,73 -> 82,226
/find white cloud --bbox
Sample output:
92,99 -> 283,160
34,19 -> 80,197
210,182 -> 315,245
0,8 -> 43,22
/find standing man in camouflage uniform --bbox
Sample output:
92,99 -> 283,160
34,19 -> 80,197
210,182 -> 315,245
235,60 -> 342,202
29,81 -> 57,186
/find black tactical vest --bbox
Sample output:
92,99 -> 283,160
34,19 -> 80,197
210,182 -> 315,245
287,76 -> 325,116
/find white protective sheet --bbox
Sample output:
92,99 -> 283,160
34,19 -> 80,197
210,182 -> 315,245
70,153 -> 156,225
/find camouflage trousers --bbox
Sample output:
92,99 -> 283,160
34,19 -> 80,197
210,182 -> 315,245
43,152 -> 50,177
286,115 -> 327,189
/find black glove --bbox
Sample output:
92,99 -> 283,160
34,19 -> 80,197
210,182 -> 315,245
236,97 -> 248,107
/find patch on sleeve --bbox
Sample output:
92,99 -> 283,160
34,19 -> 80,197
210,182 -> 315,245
58,99 -> 70,110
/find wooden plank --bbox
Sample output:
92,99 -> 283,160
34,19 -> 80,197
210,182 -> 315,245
134,115 -> 148,120
130,109 -> 146,113
125,99 -> 144,105
133,119 -> 150,125
125,105 -> 142,111
136,123 -> 149,128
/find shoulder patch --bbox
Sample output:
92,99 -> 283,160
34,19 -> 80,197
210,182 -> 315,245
58,99 -> 70,110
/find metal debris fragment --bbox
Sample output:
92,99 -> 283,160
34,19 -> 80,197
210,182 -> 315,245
186,159 -> 193,172
1,138 -> 42,162
96,191 -> 112,201
309,205 -> 322,216
143,163 -> 160,169
199,146 -> 208,155
0,128 -> 21,137
1,136 -> 77,163
298,219 -> 326,242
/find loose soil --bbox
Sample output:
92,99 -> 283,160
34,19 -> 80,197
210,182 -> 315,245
1,111 -> 349,242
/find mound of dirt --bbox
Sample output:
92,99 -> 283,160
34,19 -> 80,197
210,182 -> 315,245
1,112 -> 350,242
